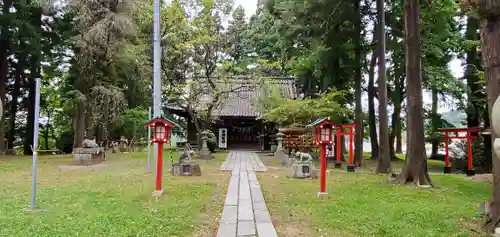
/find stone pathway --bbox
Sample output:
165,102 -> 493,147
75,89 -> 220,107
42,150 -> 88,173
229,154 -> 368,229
219,151 -> 267,172
217,151 -> 278,237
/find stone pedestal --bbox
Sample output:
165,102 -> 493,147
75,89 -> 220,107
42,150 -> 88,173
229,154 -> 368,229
74,147 -> 106,166
259,134 -> 265,151
171,162 -> 202,176
317,192 -> 328,198
288,152 -> 317,179
275,132 -> 289,166
443,166 -> 452,173
269,134 -> 277,153
199,130 -> 212,159
152,189 -> 165,197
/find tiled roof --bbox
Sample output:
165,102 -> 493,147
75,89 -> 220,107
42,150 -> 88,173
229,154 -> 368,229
198,77 -> 298,117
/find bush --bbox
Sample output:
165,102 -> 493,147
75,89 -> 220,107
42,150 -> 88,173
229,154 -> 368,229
57,131 -> 74,154
206,131 -> 217,152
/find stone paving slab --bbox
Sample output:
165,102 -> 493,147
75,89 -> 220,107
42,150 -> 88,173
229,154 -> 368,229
217,222 -> 237,237
216,151 -> 277,237
256,223 -> 278,237
219,151 -> 268,172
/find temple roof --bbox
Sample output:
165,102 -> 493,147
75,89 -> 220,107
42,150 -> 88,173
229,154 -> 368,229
167,77 -> 298,118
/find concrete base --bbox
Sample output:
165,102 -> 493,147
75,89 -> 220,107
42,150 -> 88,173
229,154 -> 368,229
317,192 -> 328,198
466,169 -> 475,177
152,189 -> 165,197
198,148 -> 212,160
347,165 -> 355,172
334,162 -> 342,168
24,207 -> 45,212
443,166 -> 452,174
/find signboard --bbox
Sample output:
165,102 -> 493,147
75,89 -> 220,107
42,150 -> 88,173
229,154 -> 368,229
218,128 -> 227,149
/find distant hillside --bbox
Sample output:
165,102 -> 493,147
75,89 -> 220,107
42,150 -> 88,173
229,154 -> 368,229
441,111 -> 466,127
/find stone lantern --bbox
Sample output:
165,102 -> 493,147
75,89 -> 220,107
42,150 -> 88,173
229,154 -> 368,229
199,130 -> 212,159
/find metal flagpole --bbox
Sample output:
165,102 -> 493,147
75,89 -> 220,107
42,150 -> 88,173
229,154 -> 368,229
152,0 -> 162,181
30,78 -> 41,210
147,106 -> 152,173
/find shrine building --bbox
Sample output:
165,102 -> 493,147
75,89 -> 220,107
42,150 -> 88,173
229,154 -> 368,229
166,77 -> 298,150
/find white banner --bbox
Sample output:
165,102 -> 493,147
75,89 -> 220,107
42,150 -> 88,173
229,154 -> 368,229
219,128 -> 227,149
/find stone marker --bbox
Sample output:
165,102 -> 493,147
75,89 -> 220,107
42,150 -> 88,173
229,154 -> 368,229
288,151 -> 317,179
171,145 -> 201,176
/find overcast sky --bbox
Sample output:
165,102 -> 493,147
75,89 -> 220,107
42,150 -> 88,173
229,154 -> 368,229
234,0 -> 258,17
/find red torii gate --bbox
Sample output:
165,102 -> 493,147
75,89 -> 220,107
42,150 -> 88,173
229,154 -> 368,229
308,118 -> 356,172
335,124 -> 356,172
438,127 -> 480,176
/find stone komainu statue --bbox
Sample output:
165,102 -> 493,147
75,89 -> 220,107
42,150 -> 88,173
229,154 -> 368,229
81,139 -> 98,148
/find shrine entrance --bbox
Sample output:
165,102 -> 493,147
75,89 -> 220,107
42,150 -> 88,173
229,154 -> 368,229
218,118 -> 261,150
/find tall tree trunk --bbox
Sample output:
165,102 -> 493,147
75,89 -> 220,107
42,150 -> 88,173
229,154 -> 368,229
368,28 -> 379,159
8,60 -> 22,149
396,0 -> 432,186
396,120 -> 403,153
0,0 -> 13,154
44,125 -> 50,150
484,109 -> 492,172
393,76 -> 404,155
466,16 -> 481,130
23,7 -> 42,155
376,0 -> 391,173
353,0 -> 363,166
430,86 -> 439,157
389,101 -> 401,158
389,66 -> 402,159
477,0 -> 500,230
73,102 -> 86,148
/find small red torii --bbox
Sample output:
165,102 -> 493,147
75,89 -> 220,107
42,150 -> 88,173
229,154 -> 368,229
438,127 -> 480,176
335,124 -> 356,171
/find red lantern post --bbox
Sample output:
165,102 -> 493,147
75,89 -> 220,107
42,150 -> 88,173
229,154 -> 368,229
145,117 -> 176,196
308,118 -> 335,198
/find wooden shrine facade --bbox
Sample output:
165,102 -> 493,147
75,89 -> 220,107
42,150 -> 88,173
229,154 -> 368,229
167,77 -> 298,150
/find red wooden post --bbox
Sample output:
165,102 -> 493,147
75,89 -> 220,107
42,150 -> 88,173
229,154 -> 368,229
319,142 -> 327,194
348,128 -> 354,165
444,133 -> 449,166
443,132 -> 451,174
155,142 -> 163,191
335,129 -> 342,168
345,125 -> 356,172
467,133 -> 473,173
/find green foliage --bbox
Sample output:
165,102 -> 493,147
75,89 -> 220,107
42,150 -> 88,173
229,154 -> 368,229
423,113 -> 455,143
260,88 -> 347,126
115,107 -> 148,139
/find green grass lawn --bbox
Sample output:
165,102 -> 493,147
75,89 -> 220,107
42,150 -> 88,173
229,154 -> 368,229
0,151 -> 229,237
258,154 -> 490,237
